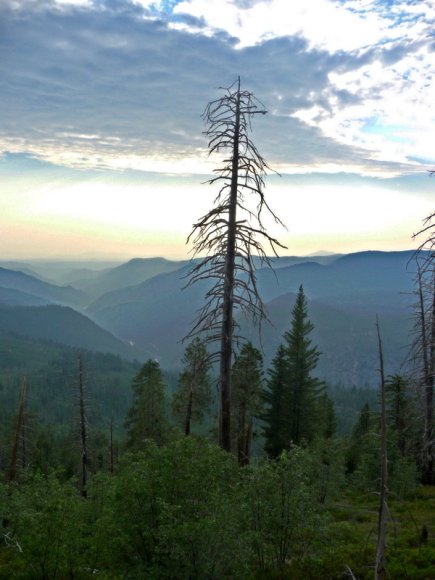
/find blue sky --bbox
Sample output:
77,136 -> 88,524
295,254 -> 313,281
1,0 -> 434,259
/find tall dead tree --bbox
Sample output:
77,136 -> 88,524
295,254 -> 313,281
409,259 -> 434,484
78,355 -> 88,498
8,377 -> 27,482
375,317 -> 388,580
186,78 -> 285,451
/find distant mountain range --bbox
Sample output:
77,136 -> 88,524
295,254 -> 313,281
0,251 -> 420,386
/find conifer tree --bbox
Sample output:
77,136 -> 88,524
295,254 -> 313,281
172,338 -> 213,436
346,402 -> 372,474
385,374 -> 410,457
262,286 -> 324,456
283,286 -> 325,444
125,359 -> 167,449
231,342 -> 263,465
261,345 -> 288,458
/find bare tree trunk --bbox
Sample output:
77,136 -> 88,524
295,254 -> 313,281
237,398 -> 246,465
109,414 -> 114,474
184,387 -> 194,436
8,377 -> 27,482
415,265 -> 434,484
424,282 -> 435,484
219,77 -> 241,451
375,317 -> 388,580
78,355 -> 88,498
243,418 -> 253,467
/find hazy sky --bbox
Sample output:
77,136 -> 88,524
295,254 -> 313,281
1,0 -> 434,260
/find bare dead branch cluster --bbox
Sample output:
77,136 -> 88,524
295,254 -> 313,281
185,79 -> 285,348
184,78 -> 285,450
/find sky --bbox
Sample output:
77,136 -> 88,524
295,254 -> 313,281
1,0 -> 435,260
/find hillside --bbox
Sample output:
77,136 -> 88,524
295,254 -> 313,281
0,267 -> 88,308
84,251 -> 417,385
0,334 -> 140,427
0,304 -> 143,361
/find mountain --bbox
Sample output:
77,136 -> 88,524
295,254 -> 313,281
0,267 -> 88,308
74,257 -> 190,299
86,250 -> 417,385
0,286 -> 52,306
0,304 -> 143,361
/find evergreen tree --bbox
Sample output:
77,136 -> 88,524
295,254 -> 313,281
346,402 -> 372,474
283,286 -> 324,444
262,286 -> 324,456
125,360 -> 167,449
261,345 -> 288,458
317,391 -> 337,439
385,374 -> 410,457
231,342 -> 263,465
172,338 -> 213,436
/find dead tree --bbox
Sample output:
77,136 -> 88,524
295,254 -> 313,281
78,355 -> 88,498
8,377 -> 27,482
185,78 -> 285,451
375,317 -> 388,580
109,415 -> 114,474
408,260 -> 434,484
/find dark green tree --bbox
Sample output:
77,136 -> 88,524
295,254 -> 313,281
317,391 -> 337,440
172,338 -> 213,436
346,402 -> 372,474
386,374 -> 411,457
262,286 -> 324,456
231,342 -> 263,465
125,360 -> 167,449
261,345 -> 288,458
283,286 -> 325,445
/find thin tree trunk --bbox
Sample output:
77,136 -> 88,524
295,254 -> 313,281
219,77 -> 241,452
109,414 -> 114,474
185,387 -> 194,436
243,418 -> 253,466
424,282 -> 435,484
416,265 -> 434,484
79,355 -> 88,498
8,377 -> 27,482
237,399 -> 246,465
375,317 -> 388,580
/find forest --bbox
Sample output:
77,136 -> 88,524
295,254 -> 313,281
1,80 -> 435,579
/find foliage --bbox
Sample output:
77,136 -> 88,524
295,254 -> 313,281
0,474 -> 88,579
240,447 -> 328,571
87,438 -> 247,578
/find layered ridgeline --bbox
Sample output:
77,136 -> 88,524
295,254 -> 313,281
0,251 -> 418,387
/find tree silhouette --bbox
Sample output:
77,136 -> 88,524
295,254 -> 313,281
185,78 -> 285,451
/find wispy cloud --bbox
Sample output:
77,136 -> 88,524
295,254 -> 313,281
1,0 -> 434,176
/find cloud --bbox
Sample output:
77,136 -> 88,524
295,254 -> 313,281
0,0 -> 434,176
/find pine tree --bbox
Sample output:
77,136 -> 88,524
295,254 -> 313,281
385,374 -> 410,457
261,345 -> 288,458
346,402 -> 372,474
172,338 -> 213,436
283,286 -> 325,444
262,286 -> 324,456
125,360 -> 167,449
231,342 -> 263,465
